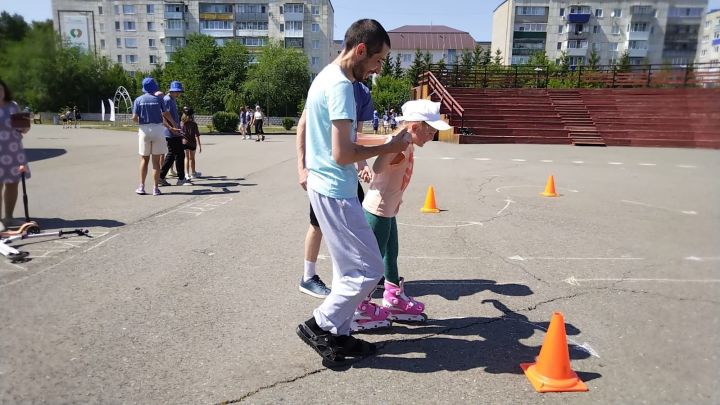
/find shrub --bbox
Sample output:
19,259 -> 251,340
282,117 -> 295,130
212,111 -> 239,133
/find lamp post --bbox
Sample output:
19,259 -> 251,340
534,67 -> 544,88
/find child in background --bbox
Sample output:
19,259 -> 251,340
181,106 -> 202,179
356,99 -> 451,325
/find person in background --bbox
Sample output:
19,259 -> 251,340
239,106 -> 248,139
158,81 -> 191,186
181,106 -> 202,180
0,78 -> 32,230
251,105 -> 265,142
372,110 -> 379,134
245,106 -> 253,138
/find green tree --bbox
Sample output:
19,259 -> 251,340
405,49 -> 425,86
471,45 -> 484,69
163,34 -> 221,113
392,53 -> 403,78
371,75 -> 412,114
0,11 -> 30,43
616,50 -> 631,72
242,40 -> 310,117
587,49 -> 600,69
380,54 -> 393,77
528,51 -> 550,67
481,47 -> 492,66
422,51 -> 432,71
492,49 -> 503,65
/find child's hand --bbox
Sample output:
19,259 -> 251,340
386,128 -> 411,153
358,165 -> 372,183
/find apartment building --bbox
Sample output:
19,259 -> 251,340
696,8 -> 720,64
386,25 -> 477,68
52,0 -> 334,75
492,0 -> 707,66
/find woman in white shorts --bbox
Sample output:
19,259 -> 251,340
132,77 -> 176,196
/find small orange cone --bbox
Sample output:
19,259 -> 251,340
541,175 -> 558,197
420,185 -> 440,213
520,312 -> 588,393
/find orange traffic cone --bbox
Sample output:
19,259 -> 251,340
420,185 -> 440,213
541,175 -> 558,197
520,312 -> 588,393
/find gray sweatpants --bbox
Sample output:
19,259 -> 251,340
308,188 -> 384,335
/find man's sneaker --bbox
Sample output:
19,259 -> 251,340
153,187 -> 162,196
299,275 -> 331,298
158,178 -> 171,187
135,185 -> 146,195
176,179 -> 192,186
193,171 -> 202,177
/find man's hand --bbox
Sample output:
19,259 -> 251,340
298,168 -> 309,190
385,128 -> 412,153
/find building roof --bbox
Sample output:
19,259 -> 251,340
388,25 -> 476,51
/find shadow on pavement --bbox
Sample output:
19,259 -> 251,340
26,148 -> 67,162
353,299 -> 601,381
403,279 -> 534,300
30,217 -> 125,229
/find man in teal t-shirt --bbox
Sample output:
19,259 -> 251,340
296,18 -> 411,367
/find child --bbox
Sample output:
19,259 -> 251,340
372,110 -> 379,134
181,106 -> 202,179
354,99 -> 451,328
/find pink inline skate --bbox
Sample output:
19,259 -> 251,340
382,278 -> 427,322
351,295 -> 392,332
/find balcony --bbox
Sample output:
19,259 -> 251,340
513,31 -> 546,39
200,12 -> 233,21
164,11 -> 183,19
236,12 -> 267,22
631,6 -> 656,18
285,37 -> 303,48
627,31 -> 650,41
567,12 -> 591,24
628,48 -> 648,57
236,28 -> 268,36
568,31 -> 588,40
712,38 -> 720,46
284,29 -> 303,38
284,11 -> 304,21
200,28 -> 234,38
566,47 -> 588,56
164,27 -> 185,37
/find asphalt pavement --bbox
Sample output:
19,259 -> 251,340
1,125 -> 718,404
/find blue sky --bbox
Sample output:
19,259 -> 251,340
3,0 -> 720,41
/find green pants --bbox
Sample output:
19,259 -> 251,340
363,209 -> 399,284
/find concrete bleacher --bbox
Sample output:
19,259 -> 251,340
438,87 -> 720,148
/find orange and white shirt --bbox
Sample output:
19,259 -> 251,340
362,142 -> 414,218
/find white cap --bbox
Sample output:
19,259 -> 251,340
396,99 -> 452,131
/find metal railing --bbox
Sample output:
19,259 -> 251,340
427,62 -> 720,89
418,71 -> 465,128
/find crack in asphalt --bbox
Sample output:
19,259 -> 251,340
214,368 -> 325,404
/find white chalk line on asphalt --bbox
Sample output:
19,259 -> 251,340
621,199 -> 697,215
155,196 -> 234,218
496,199 -> 515,216
507,318 -> 600,358
397,221 -> 484,228
564,276 -> 720,286
84,234 -> 120,252
509,255 -> 644,261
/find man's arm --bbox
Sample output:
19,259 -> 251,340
132,114 -> 139,124
162,111 -> 180,131
296,110 -> 308,190
331,120 -> 410,166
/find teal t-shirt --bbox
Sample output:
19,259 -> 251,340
305,63 -> 358,199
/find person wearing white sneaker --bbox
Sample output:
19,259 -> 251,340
239,106 -> 248,139
132,77 -> 173,195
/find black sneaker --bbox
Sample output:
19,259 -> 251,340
376,276 -> 385,289
335,335 -> 377,357
296,320 -> 345,366
299,275 -> 331,298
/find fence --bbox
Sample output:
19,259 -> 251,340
429,62 -> 720,89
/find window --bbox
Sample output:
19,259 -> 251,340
403,53 -> 412,63
514,23 -> 547,32
123,5 -> 135,14
166,4 -> 183,13
593,25 -> 599,33
595,9 -> 603,17
113,5 -> 119,14
312,23 -> 320,32
668,7 -> 702,18
237,4 -> 266,13
559,8 -> 564,17
631,23 -> 648,32
568,40 -> 588,49
558,25 -> 564,33
515,6 -> 546,16
125,55 -> 138,64
116,38 -> 121,47
237,21 -> 268,30
574,23 -> 584,33
612,25 -> 620,35
609,43 -> 619,51
311,56 -> 320,66
147,22 -> 155,31
557,42 -> 562,50
115,21 -> 120,31
279,23 -> 284,32
285,4 -> 304,14
285,20 -> 302,33
149,38 -> 156,48
199,4 -> 233,13
124,38 -> 137,48
311,5 -> 319,15
124,21 -> 136,31
150,55 -> 158,64
147,5 -> 154,14
200,20 -> 233,30
240,37 -> 267,47
166,20 -> 183,30
100,39 -> 105,49
98,6 -> 103,15
117,55 -> 122,63
99,23 -> 105,32
612,9 -> 622,17
312,39 -> 320,49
